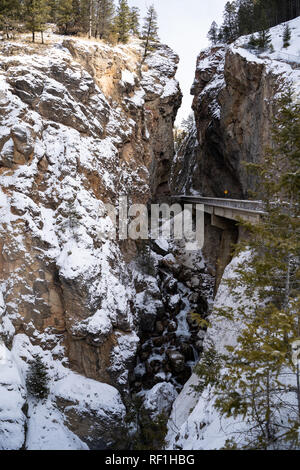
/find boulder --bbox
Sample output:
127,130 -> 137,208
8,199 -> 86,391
166,350 -> 185,374
143,382 -> 178,418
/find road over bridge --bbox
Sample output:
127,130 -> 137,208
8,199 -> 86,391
172,195 -> 265,226
171,195 -> 266,292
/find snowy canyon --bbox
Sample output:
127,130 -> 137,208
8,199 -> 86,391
0,16 -> 300,450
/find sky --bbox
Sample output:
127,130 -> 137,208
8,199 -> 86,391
128,0 -> 228,124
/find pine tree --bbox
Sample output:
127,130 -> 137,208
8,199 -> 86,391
193,343 -> 222,395
253,2 -> 273,51
208,87 -> 300,449
207,21 -> 218,45
283,23 -> 292,48
142,4 -> 159,60
70,0 -> 82,34
222,1 -> 238,43
24,0 -> 51,43
0,0 -> 20,39
248,33 -> 258,49
257,27 -> 272,51
94,0 -> 114,40
47,0 -> 57,23
26,354 -> 50,400
129,6 -> 140,36
217,27 -> 224,43
56,0 -> 74,35
114,0 -> 130,43
236,0 -> 254,36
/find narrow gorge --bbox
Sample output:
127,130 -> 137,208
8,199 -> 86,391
0,14 -> 300,451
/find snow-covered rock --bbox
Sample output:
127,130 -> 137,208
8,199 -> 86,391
144,382 -> 178,418
167,248 -> 298,450
166,253 -> 251,450
0,33 -> 181,449
180,16 -> 300,203
0,341 -> 26,450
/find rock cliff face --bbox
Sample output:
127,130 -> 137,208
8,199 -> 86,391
171,42 -> 299,283
167,21 -> 300,449
0,35 -> 181,449
172,46 -> 286,199
2,18 -> 299,451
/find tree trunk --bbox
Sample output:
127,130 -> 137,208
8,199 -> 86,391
296,364 -> 300,422
265,368 -> 272,447
89,1 -> 92,39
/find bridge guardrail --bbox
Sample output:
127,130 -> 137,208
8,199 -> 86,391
172,195 -> 265,214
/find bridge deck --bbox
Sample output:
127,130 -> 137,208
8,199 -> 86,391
172,195 -> 266,223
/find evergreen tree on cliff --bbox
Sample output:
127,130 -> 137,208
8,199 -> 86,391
283,23 -> 292,48
129,6 -> 140,36
76,0 -> 93,37
222,1 -> 238,43
56,0 -> 75,35
142,4 -> 159,60
236,0 -> 254,35
206,88 -> 300,449
0,0 -> 19,39
207,21 -> 218,45
26,354 -> 50,400
255,2 -> 273,50
257,27 -> 272,50
94,0 -> 115,40
70,0 -> 82,34
115,0 -> 130,43
24,0 -> 51,43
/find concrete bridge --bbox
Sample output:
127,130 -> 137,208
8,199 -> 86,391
172,195 -> 265,227
172,195 -> 265,292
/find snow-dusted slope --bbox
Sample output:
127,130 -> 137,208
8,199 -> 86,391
236,16 -> 300,60
166,254 -> 249,450
234,16 -> 300,94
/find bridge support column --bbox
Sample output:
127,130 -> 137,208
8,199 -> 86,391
208,214 -> 238,296
211,214 -> 232,231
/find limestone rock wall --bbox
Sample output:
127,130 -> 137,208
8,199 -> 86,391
170,45 -> 289,283
172,46 -> 282,200
190,46 -> 280,199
